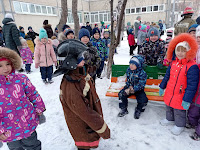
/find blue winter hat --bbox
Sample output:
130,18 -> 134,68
140,24 -> 147,30
79,28 -> 90,40
187,24 -> 198,33
148,27 -> 160,38
129,56 -> 140,68
39,28 -> 48,40
93,28 -> 100,35
64,29 -> 74,37
196,16 -> 200,25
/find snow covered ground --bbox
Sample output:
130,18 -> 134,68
1,35 -> 199,150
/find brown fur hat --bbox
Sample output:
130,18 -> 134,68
0,48 -> 22,70
167,33 -> 198,62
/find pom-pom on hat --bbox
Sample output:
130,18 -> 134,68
79,28 -> 90,40
39,28 -> 48,40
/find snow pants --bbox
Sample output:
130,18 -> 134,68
166,105 -> 186,127
96,61 -> 104,77
7,131 -> 41,150
188,103 -> 200,136
118,88 -> 148,111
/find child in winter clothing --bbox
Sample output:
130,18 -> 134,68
139,27 -> 166,67
19,38 -> 33,74
187,26 -> 200,140
19,26 -> 25,39
102,29 -> 111,57
128,28 -> 137,55
137,24 -> 147,54
90,28 -> 107,79
0,47 -> 46,149
53,39 -> 110,150
118,55 -> 148,119
159,33 -> 199,135
34,28 -> 57,84
79,28 -> 101,83
187,24 -> 199,38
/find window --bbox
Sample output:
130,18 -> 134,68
36,5 -> 41,13
147,6 -> 152,12
84,12 -> 90,23
136,7 -> 141,13
91,12 -> 98,23
108,12 -> 111,21
159,5 -> 164,11
126,9 -> 130,14
42,6 -> 47,14
104,14 -> 108,22
29,4 -> 35,13
21,3 -> 28,12
52,7 -> 57,15
47,7 -> 52,14
142,7 -> 146,12
131,8 -> 135,13
78,12 -> 82,23
99,14 -> 103,22
153,5 -> 158,11
13,1 -> 22,12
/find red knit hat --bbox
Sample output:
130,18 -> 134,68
181,7 -> 194,17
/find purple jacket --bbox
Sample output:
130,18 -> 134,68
19,47 -> 33,64
0,73 -> 45,142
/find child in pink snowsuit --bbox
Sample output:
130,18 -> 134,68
187,26 -> 200,140
0,47 -> 46,149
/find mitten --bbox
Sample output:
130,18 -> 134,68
159,88 -> 164,96
39,113 -> 46,125
182,101 -> 190,110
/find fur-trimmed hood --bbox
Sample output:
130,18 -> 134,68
0,47 -> 22,70
167,33 -> 198,62
34,36 -> 52,46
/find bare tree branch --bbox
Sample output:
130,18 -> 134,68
57,0 -> 68,33
72,0 -> 80,38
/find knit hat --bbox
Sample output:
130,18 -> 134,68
104,29 -> 110,34
43,20 -> 48,25
140,24 -> 147,30
79,28 -> 90,40
62,24 -> 70,32
196,16 -> 200,25
148,27 -> 159,38
64,29 -> 74,37
19,26 -> 24,31
175,41 -> 190,51
181,7 -> 194,17
5,13 -> 14,20
28,26 -> 32,30
187,24 -> 198,33
196,26 -> 200,37
129,28 -> 134,34
93,28 -> 100,35
129,57 -> 140,68
39,28 -> 48,40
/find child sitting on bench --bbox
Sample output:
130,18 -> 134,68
118,55 -> 148,119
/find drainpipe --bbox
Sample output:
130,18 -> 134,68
8,0 -> 15,20
0,0 -> 6,16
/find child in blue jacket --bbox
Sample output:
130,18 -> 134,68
118,55 -> 148,119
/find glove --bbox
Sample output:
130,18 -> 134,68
159,88 -> 164,96
157,63 -> 164,70
182,101 -> 190,110
39,113 -> 46,125
35,63 -> 39,68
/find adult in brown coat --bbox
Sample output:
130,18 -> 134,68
43,20 -> 53,38
54,39 -> 110,150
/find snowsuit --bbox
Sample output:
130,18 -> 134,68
102,37 -> 111,57
90,37 -> 107,77
139,38 -> 166,65
34,37 -> 57,81
119,55 -> 148,111
134,20 -> 141,38
159,33 -> 199,127
60,69 -> 110,149
128,29 -> 136,55
19,47 -> 33,72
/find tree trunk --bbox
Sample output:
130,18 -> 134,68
72,0 -> 80,38
57,0 -> 68,33
106,0 -> 128,79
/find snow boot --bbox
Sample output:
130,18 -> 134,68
118,108 -> 128,117
48,80 -> 54,84
171,125 -> 184,135
185,123 -> 195,129
134,108 -> 142,119
190,132 -> 200,141
160,119 -> 175,126
43,79 -> 48,84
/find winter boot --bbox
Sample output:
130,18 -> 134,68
118,108 -> 128,117
134,108 -> 142,119
43,79 -> 48,84
185,123 -> 195,129
48,80 -> 54,84
171,125 -> 184,135
190,132 -> 200,141
160,119 -> 175,126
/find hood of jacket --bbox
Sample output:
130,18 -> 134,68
129,55 -> 144,71
2,18 -> 14,25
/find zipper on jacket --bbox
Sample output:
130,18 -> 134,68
169,65 -> 183,106
45,44 -> 48,66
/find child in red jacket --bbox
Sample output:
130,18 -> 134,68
128,29 -> 137,55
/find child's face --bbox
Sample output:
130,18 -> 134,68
22,41 -> 27,47
21,28 -> 24,32
196,36 -> 200,44
189,31 -> 196,38
0,61 -> 12,76
77,60 -> 85,67
67,33 -> 74,39
81,36 -> 89,44
150,35 -> 158,42
104,33 -> 109,38
130,64 -> 137,70
175,46 -> 187,60
41,38 -> 47,44
94,33 -> 100,39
